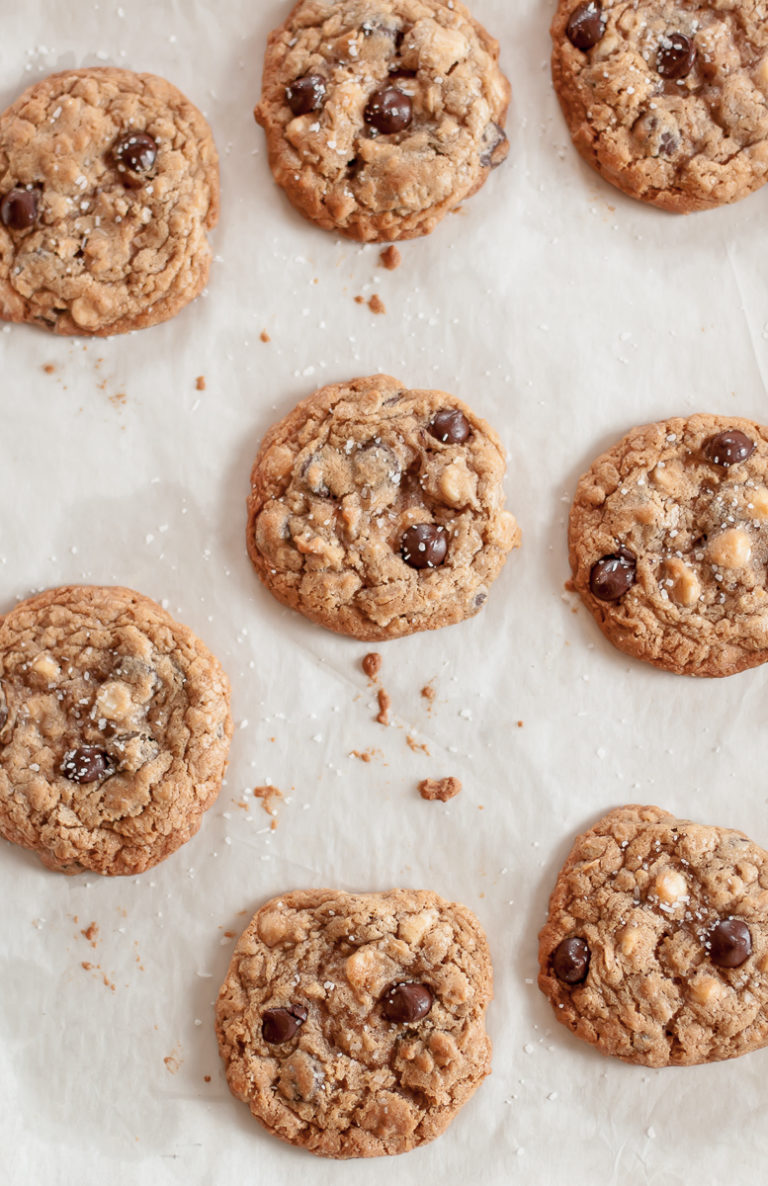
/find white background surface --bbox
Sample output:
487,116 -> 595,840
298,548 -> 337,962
2,1 -> 768,1182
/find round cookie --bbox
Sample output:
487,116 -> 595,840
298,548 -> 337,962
569,414 -> 768,676
0,585 -> 232,875
254,0 -> 510,241
215,888 -> 493,1157
539,805 -> 768,1067
551,0 -> 768,212
246,374 -> 521,640
0,67 -> 219,335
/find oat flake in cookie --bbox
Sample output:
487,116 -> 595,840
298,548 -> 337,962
551,1 -> 768,212
569,414 -> 768,676
215,889 -> 493,1157
0,585 -> 232,875
0,68 -> 219,335
254,0 -> 510,241
246,374 -> 521,640
539,805 -> 768,1067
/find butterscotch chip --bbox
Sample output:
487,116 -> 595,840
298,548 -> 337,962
539,805 -> 768,1067
0,68 -> 219,336
0,585 -> 232,875
215,888 -> 493,1157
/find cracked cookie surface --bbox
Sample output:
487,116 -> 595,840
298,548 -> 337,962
569,414 -> 768,676
539,805 -> 768,1066
215,888 -> 493,1157
254,0 -> 510,241
246,374 -> 521,640
551,0 -> 768,211
0,67 -> 219,335
0,585 -> 232,875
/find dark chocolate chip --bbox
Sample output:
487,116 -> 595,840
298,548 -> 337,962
659,131 -> 680,156
285,74 -> 327,117
1,188 -> 39,231
709,919 -> 751,969
480,122 -> 509,169
401,523 -> 448,569
61,746 -> 110,784
566,2 -> 606,51
364,86 -> 413,134
381,982 -> 433,1022
428,408 -> 471,444
552,937 -> 591,984
656,33 -> 696,81
262,1005 -> 308,1044
589,549 -> 636,601
704,430 -> 756,467
112,132 -> 157,175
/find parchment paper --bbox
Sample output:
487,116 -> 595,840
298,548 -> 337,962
2,2 -> 768,1183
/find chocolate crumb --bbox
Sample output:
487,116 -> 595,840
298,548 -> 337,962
195,375 -> 206,391
418,777 -> 462,802
368,294 -> 386,315
379,245 -> 401,270
362,652 -> 382,680
376,688 -> 391,726
260,330 -> 271,343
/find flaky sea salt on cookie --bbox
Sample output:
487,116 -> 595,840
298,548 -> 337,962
0,585 -> 232,875
254,0 -> 510,241
0,67 -> 219,335
539,805 -> 768,1067
215,888 -> 493,1157
246,374 -> 521,640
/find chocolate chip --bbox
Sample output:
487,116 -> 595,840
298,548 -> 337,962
285,74 -> 327,117
401,524 -> 448,569
1,188 -> 39,231
480,122 -> 509,169
589,549 -> 637,601
657,33 -> 696,81
428,408 -> 471,444
262,1005 -> 308,1044
566,2 -> 606,51
709,919 -> 751,969
381,982 -> 433,1022
61,746 -> 110,784
552,937 -> 591,984
659,131 -> 680,157
364,86 -> 413,134
112,132 -> 157,175
704,430 -> 756,467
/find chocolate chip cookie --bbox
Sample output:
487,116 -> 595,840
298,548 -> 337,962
254,0 -> 510,241
551,1 -> 768,211
539,805 -> 768,1067
0,67 -> 219,335
215,888 -> 493,1157
246,374 -> 521,640
0,585 -> 232,875
569,414 -> 768,676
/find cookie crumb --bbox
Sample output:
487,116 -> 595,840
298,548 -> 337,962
349,749 -> 375,763
109,391 -> 127,407
362,652 -> 381,680
260,330 -> 271,343
406,735 -> 430,756
421,683 -> 435,702
80,921 -> 99,946
368,294 -> 386,315
376,688 -> 391,726
42,363 -> 56,374
379,245 -> 401,270
253,785 -> 283,817
418,777 -> 462,802
517,720 -> 524,728
164,1047 -> 182,1074
203,1075 -> 212,1083
354,295 -> 365,305
195,375 -> 206,391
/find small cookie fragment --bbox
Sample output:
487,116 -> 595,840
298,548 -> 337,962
379,245 -> 402,270
539,805 -> 768,1067
0,67 -> 219,335
418,777 -> 461,802
215,888 -> 493,1157
569,414 -> 768,676
246,374 -> 521,640
0,585 -> 232,875
254,0 -> 510,241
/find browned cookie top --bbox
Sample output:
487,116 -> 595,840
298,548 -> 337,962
254,0 -> 510,241
0,585 -> 232,875
551,0 -> 768,211
569,414 -> 768,676
246,374 -> 521,640
539,806 -> 768,1067
0,67 -> 219,335
215,888 -> 493,1157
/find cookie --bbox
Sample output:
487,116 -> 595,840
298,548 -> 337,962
246,374 -> 521,640
551,1 -> 768,212
568,414 -> 768,676
0,67 -> 219,335
215,888 -> 493,1157
538,805 -> 768,1067
254,0 -> 510,241
0,585 -> 232,875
